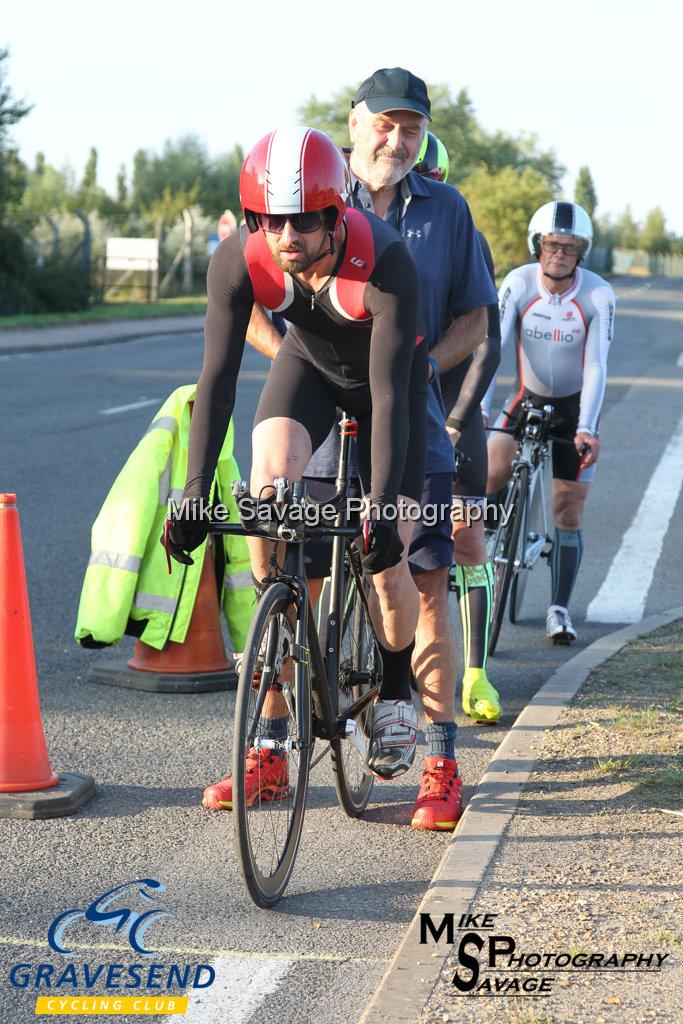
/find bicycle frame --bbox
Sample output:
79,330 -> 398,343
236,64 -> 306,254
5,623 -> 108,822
489,403 -> 553,576
205,414 -> 379,754
513,434 -> 551,574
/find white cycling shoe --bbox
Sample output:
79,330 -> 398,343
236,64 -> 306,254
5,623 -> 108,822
546,605 -> 577,645
368,699 -> 419,780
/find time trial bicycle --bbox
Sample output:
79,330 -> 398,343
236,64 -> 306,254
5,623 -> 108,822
180,415 -> 382,908
486,400 -> 586,656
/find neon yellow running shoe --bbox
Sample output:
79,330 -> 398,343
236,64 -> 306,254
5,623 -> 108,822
462,668 -> 502,723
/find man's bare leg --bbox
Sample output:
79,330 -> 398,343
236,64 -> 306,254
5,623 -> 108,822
412,567 -> 457,721
247,416 -> 312,581
365,500 -> 420,650
452,514 -> 501,722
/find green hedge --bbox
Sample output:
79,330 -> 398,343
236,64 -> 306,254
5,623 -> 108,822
0,225 -> 94,314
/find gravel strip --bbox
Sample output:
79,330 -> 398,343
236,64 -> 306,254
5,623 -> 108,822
421,622 -> 683,1024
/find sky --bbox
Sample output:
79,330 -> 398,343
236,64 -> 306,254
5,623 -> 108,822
3,0 -> 681,233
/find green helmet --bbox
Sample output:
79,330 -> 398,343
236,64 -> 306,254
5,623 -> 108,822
414,131 -> 449,183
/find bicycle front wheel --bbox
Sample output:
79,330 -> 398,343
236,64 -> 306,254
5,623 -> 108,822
488,467 -> 527,657
233,582 -> 311,908
509,466 -> 543,623
331,555 -> 377,817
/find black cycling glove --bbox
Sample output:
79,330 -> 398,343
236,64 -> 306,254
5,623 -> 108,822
161,497 -> 210,567
355,516 -> 404,575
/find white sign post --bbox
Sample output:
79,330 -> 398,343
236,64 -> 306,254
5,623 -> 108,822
105,238 -> 160,302
105,238 -> 159,272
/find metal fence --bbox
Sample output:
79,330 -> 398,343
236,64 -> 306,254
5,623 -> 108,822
612,248 -> 683,278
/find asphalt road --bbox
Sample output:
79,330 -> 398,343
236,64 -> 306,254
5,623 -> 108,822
0,275 -> 681,1023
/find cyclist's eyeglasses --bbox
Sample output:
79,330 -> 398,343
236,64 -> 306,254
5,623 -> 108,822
541,240 -> 582,256
257,211 -> 325,235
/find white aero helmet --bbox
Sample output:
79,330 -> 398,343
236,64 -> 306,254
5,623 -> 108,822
528,201 -> 593,259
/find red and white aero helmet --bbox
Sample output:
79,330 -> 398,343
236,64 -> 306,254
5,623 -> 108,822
240,126 -> 350,234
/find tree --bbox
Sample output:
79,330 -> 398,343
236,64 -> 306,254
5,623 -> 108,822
614,206 -> 640,249
81,146 -> 98,192
574,166 -> 597,217
461,165 -> 553,274
298,82 -> 565,190
0,48 -> 32,217
131,135 -> 212,212
297,87 -> 356,147
144,182 -> 200,226
639,207 -> 669,254
116,164 -> 128,205
202,144 -> 244,218
15,159 -> 74,223
74,146 -> 116,216
594,212 -> 617,249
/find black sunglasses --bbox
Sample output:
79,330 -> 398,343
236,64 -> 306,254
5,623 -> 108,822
257,211 -> 326,235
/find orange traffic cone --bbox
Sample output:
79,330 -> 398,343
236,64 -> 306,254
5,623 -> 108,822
88,540 -> 237,694
0,494 -> 95,819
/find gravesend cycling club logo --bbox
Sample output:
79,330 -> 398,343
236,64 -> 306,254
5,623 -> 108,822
8,879 -> 215,1016
48,879 -> 168,956
419,911 -> 669,998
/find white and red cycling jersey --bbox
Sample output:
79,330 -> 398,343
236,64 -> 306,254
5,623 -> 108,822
482,263 -> 615,436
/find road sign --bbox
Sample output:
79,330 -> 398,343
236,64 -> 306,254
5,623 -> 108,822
217,210 -> 237,241
106,238 -> 159,272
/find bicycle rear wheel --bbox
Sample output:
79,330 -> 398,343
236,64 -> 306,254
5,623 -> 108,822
233,582 -> 311,908
331,554 -> 378,817
488,467 -> 527,657
509,466 -> 543,623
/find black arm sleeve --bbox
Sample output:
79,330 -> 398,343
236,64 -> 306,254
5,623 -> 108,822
184,232 -> 254,502
364,241 -> 423,506
446,231 -> 501,430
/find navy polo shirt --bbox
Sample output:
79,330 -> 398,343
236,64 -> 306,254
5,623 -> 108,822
305,168 -> 496,477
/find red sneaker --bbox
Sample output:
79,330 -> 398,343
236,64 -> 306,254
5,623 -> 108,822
202,749 -> 289,810
410,756 -> 463,831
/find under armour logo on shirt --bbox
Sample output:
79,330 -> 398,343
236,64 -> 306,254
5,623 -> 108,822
406,228 -> 422,239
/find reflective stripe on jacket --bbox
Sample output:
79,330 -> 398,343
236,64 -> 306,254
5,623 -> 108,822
75,385 -> 254,652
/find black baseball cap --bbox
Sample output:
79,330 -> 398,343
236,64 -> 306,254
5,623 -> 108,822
352,67 -> 431,122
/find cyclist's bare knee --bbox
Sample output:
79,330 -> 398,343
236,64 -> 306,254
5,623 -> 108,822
453,519 -> 488,564
486,433 -> 516,492
552,480 -> 589,530
251,417 -> 312,491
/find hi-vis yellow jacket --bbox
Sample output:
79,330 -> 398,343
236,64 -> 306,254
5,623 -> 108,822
75,385 -> 254,653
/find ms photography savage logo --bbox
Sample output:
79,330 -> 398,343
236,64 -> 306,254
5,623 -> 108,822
420,911 -> 670,999
9,879 -> 215,1016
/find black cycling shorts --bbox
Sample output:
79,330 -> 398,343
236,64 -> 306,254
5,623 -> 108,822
440,373 -> 488,497
497,388 -> 595,483
254,335 -> 428,502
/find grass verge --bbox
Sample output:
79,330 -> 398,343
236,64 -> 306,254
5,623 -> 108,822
0,295 -> 207,330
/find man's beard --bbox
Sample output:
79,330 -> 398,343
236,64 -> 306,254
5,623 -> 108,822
359,144 -> 411,189
272,246 -> 318,274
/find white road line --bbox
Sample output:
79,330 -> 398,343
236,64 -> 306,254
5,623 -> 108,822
174,956 -> 292,1024
587,411 -> 683,622
99,398 -> 160,416
677,350 -> 683,368
0,932 -> 377,963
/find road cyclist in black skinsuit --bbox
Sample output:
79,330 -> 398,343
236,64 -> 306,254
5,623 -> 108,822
166,126 -> 430,809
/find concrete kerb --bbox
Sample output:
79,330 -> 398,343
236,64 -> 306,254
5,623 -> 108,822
0,315 -> 205,356
358,605 -> 683,1024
